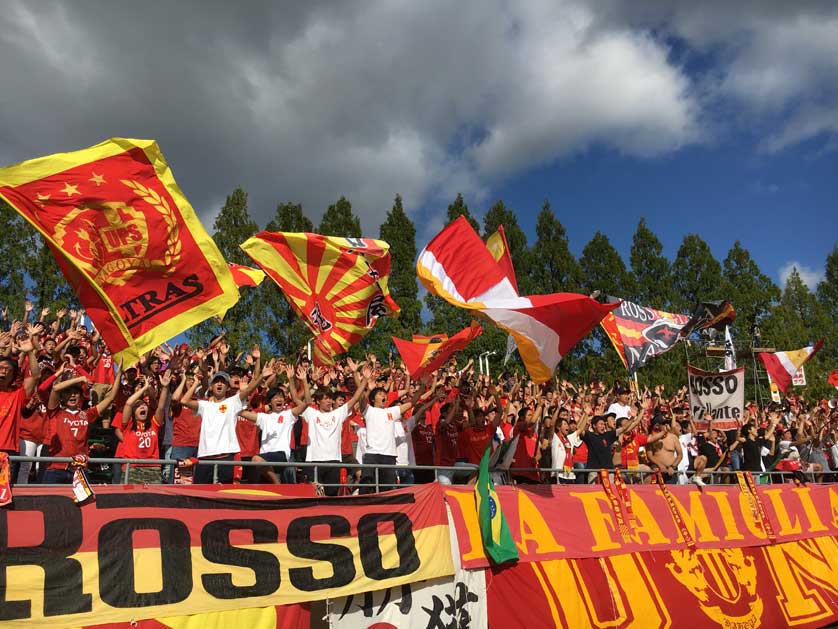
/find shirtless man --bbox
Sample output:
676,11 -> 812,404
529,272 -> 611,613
646,414 -> 682,483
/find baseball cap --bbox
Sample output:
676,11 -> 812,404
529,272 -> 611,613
211,371 -> 231,385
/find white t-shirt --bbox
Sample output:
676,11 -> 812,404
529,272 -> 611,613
256,409 -> 298,457
355,426 -> 368,464
395,417 -> 416,466
607,402 -> 632,420
302,404 -> 350,461
363,405 -> 402,457
197,394 -> 243,457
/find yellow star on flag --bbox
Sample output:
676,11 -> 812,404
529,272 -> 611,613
36,193 -> 50,201
89,172 -> 106,186
62,182 -> 80,197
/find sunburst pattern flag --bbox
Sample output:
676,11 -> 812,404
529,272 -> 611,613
0,138 -> 239,365
241,232 -> 399,364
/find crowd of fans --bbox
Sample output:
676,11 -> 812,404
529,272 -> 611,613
2,306 -> 837,492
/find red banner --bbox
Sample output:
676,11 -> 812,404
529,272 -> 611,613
0,484 -> 452,628
445,484 -> 838,568
487,536 -> 838,629
0,139 -> 240,365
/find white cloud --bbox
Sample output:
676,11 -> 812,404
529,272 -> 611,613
779,261 -> 824,290
0,0 -> 700,233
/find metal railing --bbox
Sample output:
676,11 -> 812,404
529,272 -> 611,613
8,455 -> 834,492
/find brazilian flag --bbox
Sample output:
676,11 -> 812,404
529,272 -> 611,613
475,444 -> 519,563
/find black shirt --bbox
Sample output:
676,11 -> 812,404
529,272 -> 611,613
582,429 -> 618,470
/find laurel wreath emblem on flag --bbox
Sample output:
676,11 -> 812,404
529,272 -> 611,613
51,179 -> 181,286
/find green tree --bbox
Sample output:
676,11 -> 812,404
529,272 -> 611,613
255,202 -> 315,357
816,245 -> 838,368
318,196 -> 361,238
671,234 -> 722,312
482,199 -> 531,293
30,235 -> 76,313
529,201 -> 582,294
629,218 -> 673,309
188,188 -> 259,351
446,193 -> 480,232
579,231 -> 634,298
0,202 -> 36,317
377,194 -> 421,337
762,268 -> 830,399
720,241 -> 779,335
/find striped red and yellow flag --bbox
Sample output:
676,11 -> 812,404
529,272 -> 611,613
0,138 -> 239,366
228,262 -> 266,289
241,232 -> 399,364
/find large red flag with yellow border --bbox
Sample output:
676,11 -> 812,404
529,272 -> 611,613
393,321 -> 482,379
0,138 -> 239,365
241,231 -> 399,365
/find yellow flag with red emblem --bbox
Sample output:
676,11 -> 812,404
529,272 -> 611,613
0,138 -> 239,365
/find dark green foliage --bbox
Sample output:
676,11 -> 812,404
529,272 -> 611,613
721,241 -> 780,334
529,201 -> 582,294
188,188 -> 259,351
671,234 -> 723,312
629,218 -> 672,309
318,196 -> 361,238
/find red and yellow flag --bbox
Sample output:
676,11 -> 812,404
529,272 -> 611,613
240,232 -> 399,364
393,321 -> 482,379
0,138 -> 239,365
228,262 -> 266,289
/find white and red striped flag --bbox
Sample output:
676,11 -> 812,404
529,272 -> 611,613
417,216 -> 617,383
758,339 -> 824,393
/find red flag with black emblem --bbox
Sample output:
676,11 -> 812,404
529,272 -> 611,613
0,138 -> 239,365
600,297 -> 690,373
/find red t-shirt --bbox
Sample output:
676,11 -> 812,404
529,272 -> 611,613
512,422 -> 539,480
236,417 -> 260,457
341,412 -> 362,456
573,438 -> 588,464
122,420 -> 160,465
0,387 -> 26,452
92,354 -> 115,385
111,410 -> 126,457
435,421 -> 459,466
411,421 -> 435,465
19,404 -> 47,444
172,404 -> 201,447
458,425 -> 492,465
47,406 -> 100,469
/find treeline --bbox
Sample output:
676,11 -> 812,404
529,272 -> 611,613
1,192 -> 835,398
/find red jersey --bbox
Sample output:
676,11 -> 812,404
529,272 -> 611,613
621,432 -> 648,470
172,404 -> 201,447
573,438 -> 588,464
47,406 -> 99,469
435,421 -> 459,466
92,354 -> 115,385
458,425 -> 492,465
512,422 -> 539,480
411,421 -> 435,465
0,387 -> 26,452
19,404 -> 47,444
236,417 -> 260,457
122,420 -> 160,465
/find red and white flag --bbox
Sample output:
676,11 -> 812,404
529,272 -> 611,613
417,216 -> 616,383
758,339 -> 824,393
394,322 -> 482,379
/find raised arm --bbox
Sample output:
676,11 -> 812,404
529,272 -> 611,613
346,358 -> 367,411
96,368 -> 121,415
286,365 -> 308,415
238,345 -> 263,401
398,379 -> 426,416
180,377 -> 201,413
153,370 -> 174,426
18,326 -> 41,397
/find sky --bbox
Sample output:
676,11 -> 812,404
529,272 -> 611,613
0,0 -> 835,294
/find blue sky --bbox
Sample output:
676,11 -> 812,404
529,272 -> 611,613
0,1 -> 835,297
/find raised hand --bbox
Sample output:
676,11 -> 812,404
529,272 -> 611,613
24,300 -> 33,314
295,365 -> 307,381
250,345 -> 261,361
